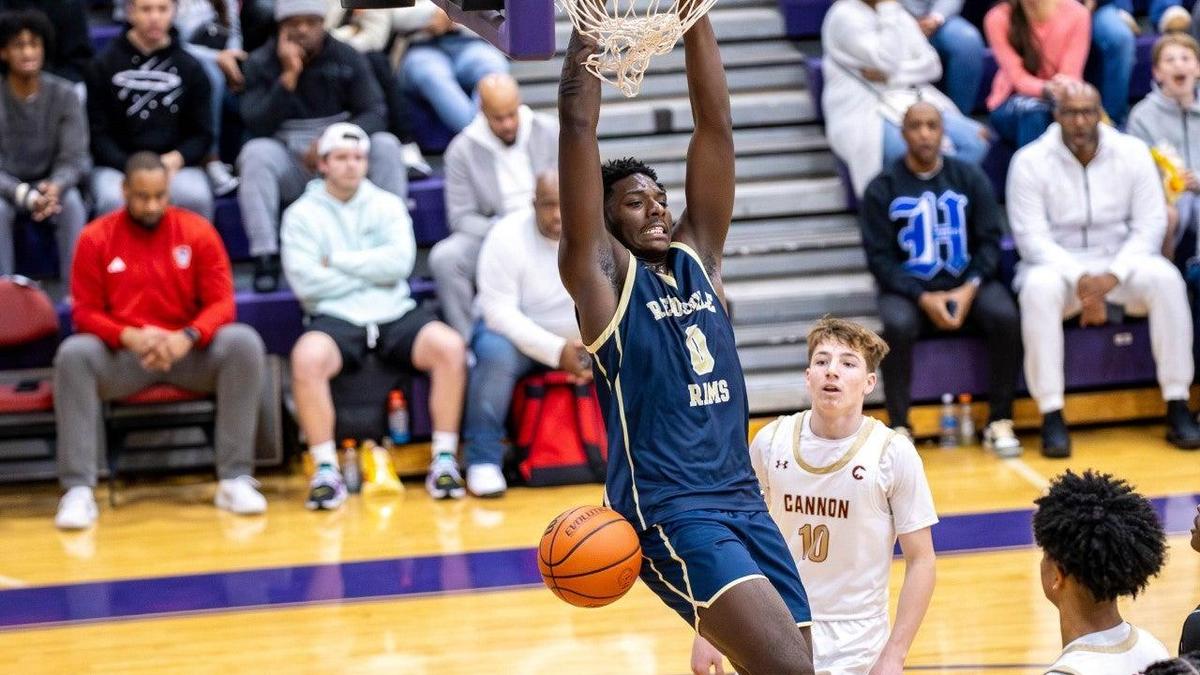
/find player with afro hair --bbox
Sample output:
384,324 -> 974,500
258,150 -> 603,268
1037,470 -> 1170,674
1143,652 -> 1200,675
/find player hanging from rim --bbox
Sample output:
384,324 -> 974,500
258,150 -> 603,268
1036,470 -> 1169,675
692,318 -> 937,675
557,8 -> 815,675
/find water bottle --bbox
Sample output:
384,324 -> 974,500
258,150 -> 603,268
342,442 -> 362,494
939,393 -> 959,448
387,389 -> 410,444
958,393 -> 976,446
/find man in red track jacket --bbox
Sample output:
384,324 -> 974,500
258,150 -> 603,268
52,152 -> 267,530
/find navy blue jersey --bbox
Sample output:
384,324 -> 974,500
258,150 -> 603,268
587,242 -> 765,530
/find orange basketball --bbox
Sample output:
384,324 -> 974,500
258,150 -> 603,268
538,505 -> 642,608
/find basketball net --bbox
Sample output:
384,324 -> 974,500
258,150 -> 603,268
560,0 -> 718,97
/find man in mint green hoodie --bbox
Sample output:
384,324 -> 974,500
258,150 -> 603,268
282,122 -> 468,509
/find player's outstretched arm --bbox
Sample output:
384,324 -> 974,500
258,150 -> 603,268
677,12 -> 735,281
871,527 -> 936,675
558,29 -> 627,345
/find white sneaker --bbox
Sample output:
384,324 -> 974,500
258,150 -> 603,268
466,463 -> 507,498
983,419 -> 1023,458
205,161 -> 240,196
55,486 -> 98,530
401,142 -> 433,178
425,457 -> 466,500
215,475 -> 267,515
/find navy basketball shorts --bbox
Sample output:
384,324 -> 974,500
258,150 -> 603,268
637,509 -> 812,630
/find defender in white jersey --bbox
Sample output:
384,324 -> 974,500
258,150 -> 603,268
1034,470 -> 1169,675
691,319 -> 937,675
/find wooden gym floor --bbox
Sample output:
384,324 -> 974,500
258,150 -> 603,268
0,420 -> 1197,674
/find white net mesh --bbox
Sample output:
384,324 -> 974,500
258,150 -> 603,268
559,0 -> 719,97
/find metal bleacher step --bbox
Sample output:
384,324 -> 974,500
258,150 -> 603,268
622,176 -> 848,225
510,39 -> 805,84
568,88 -> 816,138
553,6 -> 787,48
737,316 -> 884,372
599,125 -> 828,162
722,214 -> 863,280
724,272 -> 877,325
522,60 -> 805,107
651,151 -> 835,188
735,316 -> 882,347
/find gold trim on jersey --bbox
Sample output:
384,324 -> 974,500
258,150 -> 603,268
586,256 -> 637,354
614,369 -> 646,530
669,241 -> 717,291
656,525 -> 699,630
1059,626 -> 1140,656
1047,668 -> 1084,675
656,272 -> 678,289
792,411 -> 878,475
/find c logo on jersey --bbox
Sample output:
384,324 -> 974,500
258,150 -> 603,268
851,465 -> 865,480
685,325 -> 715,375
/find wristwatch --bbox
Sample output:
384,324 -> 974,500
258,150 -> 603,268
182,326 -> 201,343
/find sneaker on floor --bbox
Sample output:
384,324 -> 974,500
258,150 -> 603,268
401,142 -> 433,179
205,161 -> 240,196
361,443 -> 404,495
55,486 -> 97,530
983,419 -> 1023,458
1040,410 -> 1072,458
426,457 -> 466,500
215,475 -> 267,515
467,463 -> 507,498
306,464 -> 348,511
1160,5 -> 1192,33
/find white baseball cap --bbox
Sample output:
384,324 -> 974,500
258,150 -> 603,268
317,123 -> 371,157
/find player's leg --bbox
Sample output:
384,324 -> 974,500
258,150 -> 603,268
401,310 -> 468,497
697,578 -> 814,675
290,323 -> 352,509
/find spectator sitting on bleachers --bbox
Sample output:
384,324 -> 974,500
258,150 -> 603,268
52,151 -> 268,530
87,0 -> 216,222
324,1 -> 392,53
984,0 -> 1089,149
392,0 -> 510,134
1007,83 -> 1200,457
238,0 -> 407,294
821,0 -> 989,197
0,0 -> 91,87
1086,0 -> 1137,126
898,0 -> 986,114
860,102 -> 1022,454
283,123 -> 468,508
174,0 -> 244,197
1127,33 -> 1200,261
431,73 -> 558,337
463,170 -> 587,498
0,10 -> 90,284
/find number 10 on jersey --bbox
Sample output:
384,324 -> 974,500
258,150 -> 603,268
798,523 -> 830,562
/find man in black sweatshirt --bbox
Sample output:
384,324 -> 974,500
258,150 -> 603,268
236,0 -> 407,293
86,0 -> 215,221
860,102 -> 1022,454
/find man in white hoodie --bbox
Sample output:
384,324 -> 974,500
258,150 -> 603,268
430,73 -> 559,336
282,123 -> 469,508
1008,84 -> 1200,458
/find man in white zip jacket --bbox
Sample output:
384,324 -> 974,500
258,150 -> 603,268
1007,84 -> 1200,458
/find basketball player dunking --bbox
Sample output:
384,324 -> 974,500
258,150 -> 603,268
557,15 -> 815,675
694,319 -> 938,675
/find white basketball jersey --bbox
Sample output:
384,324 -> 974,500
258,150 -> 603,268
755,412 -> 917,621
1046,623 -> 1169,675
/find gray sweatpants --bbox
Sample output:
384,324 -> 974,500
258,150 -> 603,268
0,187 -> 87,282
236,131 -> 408,257
91,166 -> 215,222
428,231 -> 483,337
54,324 -> 266,488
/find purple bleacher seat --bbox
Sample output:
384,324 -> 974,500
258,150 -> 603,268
780,0 -> 833,39
233,290 -> 306,357
408,175 -> 449,248
407,93 -> 455,155
89,24 -> 121,54
908,320 -> 1157,403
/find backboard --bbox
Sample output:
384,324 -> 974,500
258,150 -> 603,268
341,0 -> 556,60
